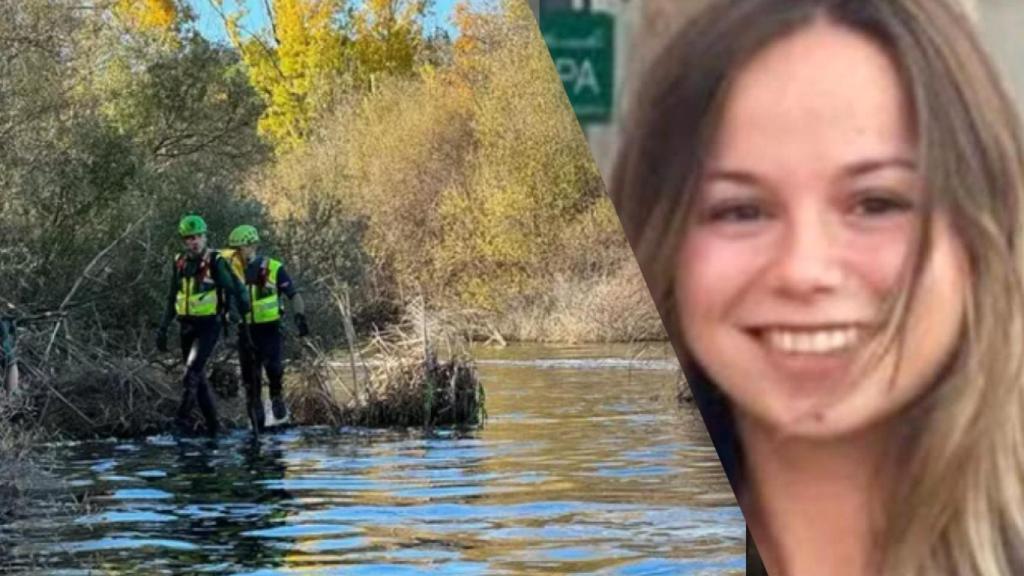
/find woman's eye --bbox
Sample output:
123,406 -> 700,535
852,192 -> 916,217
705,203 -> 766,223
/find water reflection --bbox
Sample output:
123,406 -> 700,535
1,344 -> 743,574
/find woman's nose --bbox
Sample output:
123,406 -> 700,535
769,209 -> 844,299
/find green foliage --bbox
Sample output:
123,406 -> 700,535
0,1 -> 268,340
97,34 -> 267,169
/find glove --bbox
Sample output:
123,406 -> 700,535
295,314 -> 310,338
155,327 -> 169,352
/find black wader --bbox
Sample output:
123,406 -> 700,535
239,321 -> 285,428
176,316 -> 221,435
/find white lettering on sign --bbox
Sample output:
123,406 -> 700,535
543,30 -> 606,50
555,57 -> 600,96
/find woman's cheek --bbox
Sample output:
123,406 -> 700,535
676,230 -> 765,323
841,226 -> 915,295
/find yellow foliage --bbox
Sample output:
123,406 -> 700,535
451,0 -> 489,59
114,0 -> 179,33
226,0 -> 430,153
349,0 -> 428,88
248,0 -> 613,312
342,73 -> 474,299
228,0 -> 346,152
436,0 -> 603,308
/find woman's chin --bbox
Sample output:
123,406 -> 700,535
734,383 -> 904,444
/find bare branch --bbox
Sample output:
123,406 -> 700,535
44,212 -> 150,361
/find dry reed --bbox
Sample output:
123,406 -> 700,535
287,293 -> 486,428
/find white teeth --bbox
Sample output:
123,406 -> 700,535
764,327 -> 859,354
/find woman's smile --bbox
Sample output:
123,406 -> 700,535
759,326 -> 862,355
675,21 -> 967,437
743,323 -> 873,384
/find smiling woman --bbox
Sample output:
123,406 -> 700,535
611,0 -> 1024,575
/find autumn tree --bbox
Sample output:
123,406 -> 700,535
223,0 -> 346,151
349,0 -> 431,86
221,0 -> 436,152
253,0 -> 645,339
436,0 -> 605,308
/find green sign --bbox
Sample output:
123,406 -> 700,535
540,11 -> 615,124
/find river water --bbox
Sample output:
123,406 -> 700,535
1,344 -> 744,574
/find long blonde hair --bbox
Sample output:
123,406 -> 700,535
610,0 -> 1024,573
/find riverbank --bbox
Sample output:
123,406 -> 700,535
4,338 -> 483,440
396,258 -> 666,347
490,262 -> 667,344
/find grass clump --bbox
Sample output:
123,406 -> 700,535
287,296 -> 485,429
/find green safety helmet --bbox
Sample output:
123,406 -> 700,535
228,224 -> 260,247
178,214 -> 208,237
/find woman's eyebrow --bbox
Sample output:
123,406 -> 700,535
701,157 -> 918,187
843,156 -> 918,178
701,169 -> 762,187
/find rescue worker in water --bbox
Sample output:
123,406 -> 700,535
156,215 -> 250,436
222,224 -> 309,430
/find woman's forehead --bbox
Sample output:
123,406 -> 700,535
707,21 -> 915,175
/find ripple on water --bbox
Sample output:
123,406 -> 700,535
242,524 -> 362,539
105,488 -> 174,501
4,346 -> 743,575
75,511 -> 177,525
62,537 -> 199,553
